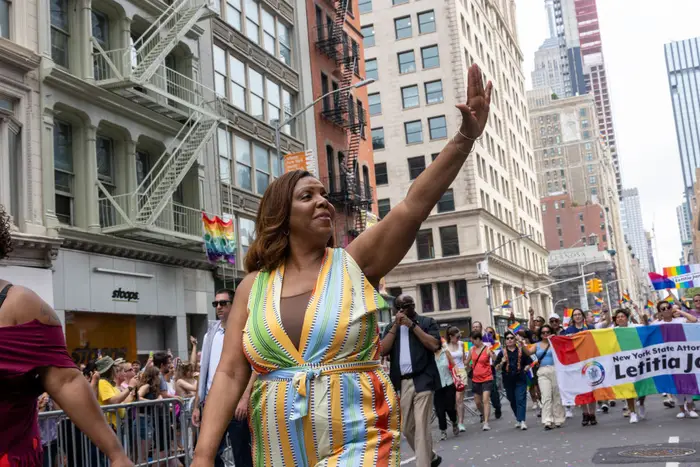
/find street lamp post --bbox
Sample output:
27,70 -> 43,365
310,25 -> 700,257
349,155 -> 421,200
274,78 -> 375,163
483,233 -> 531,327
553,298 -> 568,313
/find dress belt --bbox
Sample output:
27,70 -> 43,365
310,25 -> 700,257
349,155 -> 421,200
259,360 -> 381,421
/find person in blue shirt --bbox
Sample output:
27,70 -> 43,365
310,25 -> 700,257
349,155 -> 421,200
495,331 -> 533,430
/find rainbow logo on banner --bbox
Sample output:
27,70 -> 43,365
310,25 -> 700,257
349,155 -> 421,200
551,325 -> 700,406
509,322 -> 523,333
202,214 -> 236,264
664,265 -> 691,277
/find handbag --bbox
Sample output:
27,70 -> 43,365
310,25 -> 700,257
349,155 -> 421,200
467,346 -> 486,380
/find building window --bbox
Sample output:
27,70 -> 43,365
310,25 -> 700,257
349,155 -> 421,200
368,93 -> 381,115
261,9 -> 276,55
401,85 -> 419,109
372,127 -> 385,150
578,213 -> 584,221
440,225 -> 459,256
404,120 -> 423,144
421,45 -> 439,68
229,55 -> 247,110
278,22 -> 291,65
589,176 -> 597,184
365,58 -> 378,80
428,115 -> 447,140
393,0 -> 408,4
580,224 -> 585,233
408,156 -> 425,180
235,135 -> 253,191
248,68 -> 264,120
225,0 -> 242,30
51,0 -> 70,67
424,80 -> 443,104
359,0 -> 372,13
417,10 -> 436,34
374,162 -> 388,185
239,217 -> 256,260
454,280 -> 468,308
282,89 -> 294,136
245,0 -> 260,43
416,229 -> 434,259
218,127 -> 232,184
378,199 -> 391,219
437,282 -> 451,310
361,24 -> 375,47
398,50 -> 416,74
420,284 -> 434,312
0,0 -> 9,39
437,189 -> 454,212
591,187 -> 598,195
254,143 -> 270,194
96,135 -> 116,227
54,120 -> 74,225
394,16 -> 412,40
579,108 -> 587,117
266,79 -> 280,126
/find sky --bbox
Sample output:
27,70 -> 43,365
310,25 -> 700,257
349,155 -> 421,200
515,0 -> 700,271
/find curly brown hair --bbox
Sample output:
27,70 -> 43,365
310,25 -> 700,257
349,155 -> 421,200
0,204 -> 12,260
244,170 -> 335,273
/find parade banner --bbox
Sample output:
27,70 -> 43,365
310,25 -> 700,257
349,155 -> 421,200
649,264 -> 700,290
551,324 -> 700,406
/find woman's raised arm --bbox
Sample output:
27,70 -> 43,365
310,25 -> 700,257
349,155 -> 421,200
347,64 -> 492,285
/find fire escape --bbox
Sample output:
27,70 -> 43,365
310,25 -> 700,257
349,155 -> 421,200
315,0 -> 372,240
90,0 -> 219,242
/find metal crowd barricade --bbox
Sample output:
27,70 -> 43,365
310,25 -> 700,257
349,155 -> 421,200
39,397 -> 195,467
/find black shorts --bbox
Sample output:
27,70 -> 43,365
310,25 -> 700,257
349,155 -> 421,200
472,380 -> 492,395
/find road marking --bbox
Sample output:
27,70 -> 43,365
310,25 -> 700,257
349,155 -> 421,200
667,436 -> 680,467
400,456 -> 416,465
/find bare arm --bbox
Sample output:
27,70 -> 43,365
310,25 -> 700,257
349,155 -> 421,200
41,367 -> 131,465
193,273 -> 255,463
189,336 -> 198,365
177,379 -> 197,394
347,65 -> 492,284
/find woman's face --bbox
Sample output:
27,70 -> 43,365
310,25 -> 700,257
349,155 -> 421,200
289,177 -> 336,243
573,310 -> 585,324
486,327 -> 495,337
615,312 -> 628,327
449,332 -> 459,343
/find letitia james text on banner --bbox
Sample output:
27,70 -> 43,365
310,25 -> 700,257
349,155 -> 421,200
550,324 -> 700,406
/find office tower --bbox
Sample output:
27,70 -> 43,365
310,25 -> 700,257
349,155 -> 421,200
620,188 -> 651,272
360,0 -> 551,331
677,202 -> 692,244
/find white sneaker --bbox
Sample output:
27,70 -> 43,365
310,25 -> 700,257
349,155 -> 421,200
514,421 -> 521,429
677,411 -> 687,419
532,402 -> 539,410
482,423 -> 491,431
629,413 -> 638,424
689,410 -> 699,419
520,421 -> 528,430
638,404 -> 646,420
600,403 -> 609,413
565,408 -> 574,418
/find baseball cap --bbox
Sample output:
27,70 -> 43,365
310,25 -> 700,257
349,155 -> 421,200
95,356 -> 115,375
549,313 -> 561,321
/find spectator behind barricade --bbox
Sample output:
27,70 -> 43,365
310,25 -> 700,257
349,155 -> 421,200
38,393 -> 59,467
132,360 -> 141,374
153,351 -> 176,399
175,362 -> 197,398
95,356 -> 138,428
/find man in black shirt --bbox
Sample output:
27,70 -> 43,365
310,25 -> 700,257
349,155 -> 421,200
381,294 -> 442,467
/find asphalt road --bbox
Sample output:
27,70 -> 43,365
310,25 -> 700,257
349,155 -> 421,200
399,395 -> 700,467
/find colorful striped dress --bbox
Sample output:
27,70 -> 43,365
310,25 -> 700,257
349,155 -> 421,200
242,248 -> 401,466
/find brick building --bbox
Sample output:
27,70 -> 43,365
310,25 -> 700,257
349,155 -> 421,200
541,193 -> 608,252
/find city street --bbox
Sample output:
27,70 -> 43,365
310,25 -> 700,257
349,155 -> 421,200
399,395 -> 700,467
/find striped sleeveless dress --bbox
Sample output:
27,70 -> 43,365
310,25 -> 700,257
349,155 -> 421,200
242,248 -> 401,466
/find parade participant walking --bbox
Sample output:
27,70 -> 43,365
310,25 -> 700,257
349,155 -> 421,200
530,325 -> 565,430
611,309 -> 647,423
471,322 -> 502,420
446,326 -> 468,432
192,290 -> 255,467
434,336 -> 459,440
467,331 -> 496,431
382,295 -> 442,465
192,64 -> 492,467
548,313 -> 564,335
0,204 -> 132,467
563,308 -> 597,426
495,331 -> 533,430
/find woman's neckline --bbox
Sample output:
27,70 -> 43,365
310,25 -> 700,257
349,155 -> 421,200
280,290 -> 313,299
0,318 -> 57,330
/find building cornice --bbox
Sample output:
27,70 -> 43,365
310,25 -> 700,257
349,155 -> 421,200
0,38 -> 41,73
56,228 -> 215,270
3,232 -> 64,268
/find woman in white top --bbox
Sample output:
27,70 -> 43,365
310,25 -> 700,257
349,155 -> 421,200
446,326 -> 468,432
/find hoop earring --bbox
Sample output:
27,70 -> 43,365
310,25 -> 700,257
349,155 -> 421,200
283,230 -> 289,236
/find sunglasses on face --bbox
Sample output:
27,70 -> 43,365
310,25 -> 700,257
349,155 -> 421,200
549,319 -> 559,323
212,300 -> 232,308
541,330 -> 552,335
660,306 -> 670,312
505,336 -> 515,340
397,303 -> 414,310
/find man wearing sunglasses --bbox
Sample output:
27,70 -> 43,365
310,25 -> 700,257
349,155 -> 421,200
381,294 -> 442,467
192,289 -> 255,467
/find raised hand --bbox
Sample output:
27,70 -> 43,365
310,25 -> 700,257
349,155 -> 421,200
456,64 -> 493,140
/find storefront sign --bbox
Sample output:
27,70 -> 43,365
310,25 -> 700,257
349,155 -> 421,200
112,288 -> 140,302
65,312 -> 137,365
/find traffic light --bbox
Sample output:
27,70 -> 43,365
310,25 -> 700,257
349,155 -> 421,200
586,278 -> 603,294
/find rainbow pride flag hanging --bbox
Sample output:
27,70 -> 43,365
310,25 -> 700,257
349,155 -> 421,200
562,308 -> 573,325
202,214 -> 236,264
550,324 -> 700,406
501,299 -> 511,309
509,322 -> 523,333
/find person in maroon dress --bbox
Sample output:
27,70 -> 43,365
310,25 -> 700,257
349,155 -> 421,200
0,204 -> 133,466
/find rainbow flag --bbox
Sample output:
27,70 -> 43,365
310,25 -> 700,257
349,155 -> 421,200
526,368 -> 536,388
665,290 -> 676,304
509,322 -> 523,333
622,292 -> 631,303
501,299 -> 511,309
663,265 -> 691,277
592,309 -> 601,318
645,300 -> 654,310
464,341 -> 474,352
594,297 -> 604,307
649,271 -> 677,290
562,308 -> 573,325
202,214 -> 236,264
550,325 -> 700,406
490,341 -> 501,352
520,288 -> 528,298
